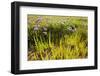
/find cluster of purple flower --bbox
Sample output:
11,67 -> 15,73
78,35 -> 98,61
33,16 -> 42,31
33,16 -> 48,35
33,26 -> 48,35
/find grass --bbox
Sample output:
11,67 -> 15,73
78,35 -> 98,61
28,15 -> 88,61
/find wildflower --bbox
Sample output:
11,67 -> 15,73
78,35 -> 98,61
43,31 -> 47,35
67,26 -> 76,32
35,16 -> 42,25
41,26 -> 48,35
33,25 -> 39,31
42,27 -> 47,31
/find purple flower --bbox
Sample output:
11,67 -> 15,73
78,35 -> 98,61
35,16 -> 42,25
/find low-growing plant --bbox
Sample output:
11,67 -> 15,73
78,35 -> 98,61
28,15 -> 88,60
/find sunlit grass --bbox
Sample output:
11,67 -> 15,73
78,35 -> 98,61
28,15 -> 88,60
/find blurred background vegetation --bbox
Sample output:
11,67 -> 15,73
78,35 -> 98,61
28,15 -> 88,60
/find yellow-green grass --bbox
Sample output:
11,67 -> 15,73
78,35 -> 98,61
28,15 -> 88,61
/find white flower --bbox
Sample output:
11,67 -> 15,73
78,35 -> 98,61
43,31 -> 47,35
43,27 -> 47,31
33,25 -> 39,31
67,26 -> 76,32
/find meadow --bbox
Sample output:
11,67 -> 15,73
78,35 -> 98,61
28,15 -> 88,60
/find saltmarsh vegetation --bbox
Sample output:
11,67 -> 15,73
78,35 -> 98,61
28,15 -> 88,60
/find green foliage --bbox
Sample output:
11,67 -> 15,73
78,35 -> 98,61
28,15 -> 88,60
